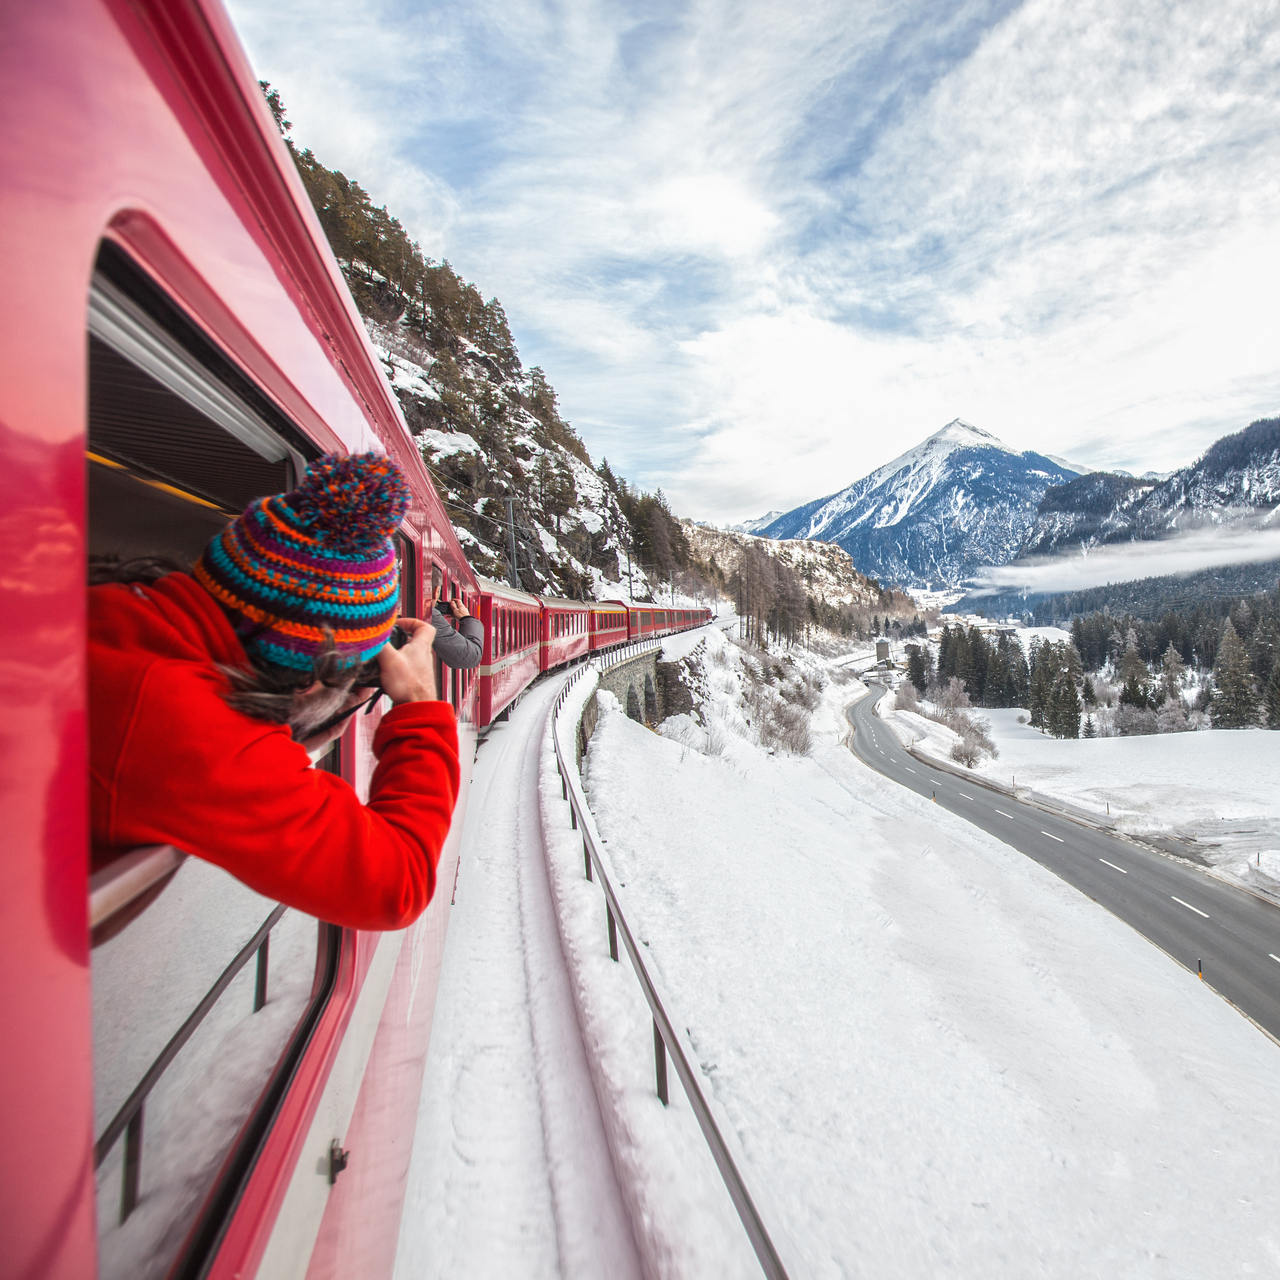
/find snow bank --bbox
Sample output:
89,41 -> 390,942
561,640 -> 1280,1276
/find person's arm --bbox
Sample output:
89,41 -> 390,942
108,625 -> 460,930
430,596 -> 484,670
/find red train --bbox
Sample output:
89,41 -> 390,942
476,579 -> 711,723
1,3 -> 708,1278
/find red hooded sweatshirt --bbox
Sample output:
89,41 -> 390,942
89,573 -> 460,930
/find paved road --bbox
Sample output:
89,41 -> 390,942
847,684 -> 1280,1042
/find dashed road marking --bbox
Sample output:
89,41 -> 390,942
994,809 -> 1015,819
905,767 -> 917,775
1268,954 -> 1280,966
1040,831 -> 1065,843
1098,858 -> 1128,874
1171,896 -> 1209,919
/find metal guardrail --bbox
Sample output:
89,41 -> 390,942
549,638 -> 791,1280
94,904 -> 287,1223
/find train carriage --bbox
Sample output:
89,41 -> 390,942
474,578 -> 542,726
3,2 -> 478,1276
588,600 -> 630,652
537,595 -> 591,671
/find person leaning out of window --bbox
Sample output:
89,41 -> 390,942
430,587 -> 483,669
88,452 -> 459,931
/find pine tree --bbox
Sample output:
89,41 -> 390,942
1083,714 -> 1097,738
906,644 -> 929,694
1210,618 -> 1257,728
1159,642 -> 1185,702
1263,656 -> 1280,729
1049,675 -> 1081,739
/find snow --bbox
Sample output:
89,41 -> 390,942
400,624 -> 1280,1278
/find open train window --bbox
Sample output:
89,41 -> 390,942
87,244 -> 339,1279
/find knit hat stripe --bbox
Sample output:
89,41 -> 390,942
212,533 -> 398,618
235,508 -> 396,585
195,452 -> 409,672
194,567 -> 399,649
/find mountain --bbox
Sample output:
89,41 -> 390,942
686,522 -> 926,637
1020,416 -> 1280,558
761,420 -> 1081,588
732,511 -> 784,535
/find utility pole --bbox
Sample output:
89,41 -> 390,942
505,497 -> 519,589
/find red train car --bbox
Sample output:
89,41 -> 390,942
589,600 -> 630,652
3,2 -> 479,1277
537,595 -> 591,671
475,578 -> 542,725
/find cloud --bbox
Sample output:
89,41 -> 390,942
226,0 -> 1280,526
969,522 -> 1280,595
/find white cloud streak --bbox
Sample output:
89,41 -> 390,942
969,522 -> 1280,595
226,0 -> 1280,525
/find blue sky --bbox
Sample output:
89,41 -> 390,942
227,0 -> 1280,525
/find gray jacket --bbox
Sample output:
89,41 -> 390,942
431,605 -> 484,669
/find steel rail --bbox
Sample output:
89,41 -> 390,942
550,634 -> 790,1280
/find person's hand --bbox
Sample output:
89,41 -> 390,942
448,593 -> 470,620
377,616 -> 438,704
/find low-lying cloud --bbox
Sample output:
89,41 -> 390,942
969,522 -> 1280,595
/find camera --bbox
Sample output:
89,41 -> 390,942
353,624 -> 409,689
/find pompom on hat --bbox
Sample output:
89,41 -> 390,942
195,452 -> 409,673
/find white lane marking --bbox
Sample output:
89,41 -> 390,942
1270,954 -> 1280,966
905,767 -> 917,775
1098,858 -> 1128,874
994,809 -> 1015,819
1171,896 -> 1210,919
1040,831 -> 1065,843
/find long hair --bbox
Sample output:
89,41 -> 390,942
91,555 -> 374,736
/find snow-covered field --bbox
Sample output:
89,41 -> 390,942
525,627 -> 1280,1277
880,697 -> 1280,901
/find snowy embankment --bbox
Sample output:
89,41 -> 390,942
880,697 -> 1280,901
540,627 -> 1280,1278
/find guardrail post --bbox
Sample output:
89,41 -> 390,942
653,1020 -> 669,1105
607,903 -> 618,961
583,840 -> 592,882
253,933 -> 269,1013
121,1108 -> 143,1222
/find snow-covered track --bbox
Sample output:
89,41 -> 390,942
547,644 -> 791,1280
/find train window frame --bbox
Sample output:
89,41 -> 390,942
86,243 -> 343,1279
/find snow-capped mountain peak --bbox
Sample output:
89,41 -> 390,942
761,420 -> 1078,588
927,419 -> 1010,452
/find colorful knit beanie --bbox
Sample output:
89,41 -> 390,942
194,452 -> 409,673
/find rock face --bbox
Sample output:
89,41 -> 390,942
762,420 -> 1080,588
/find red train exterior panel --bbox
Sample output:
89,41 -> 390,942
475,579 -> 542,726
537,596 -> 591,671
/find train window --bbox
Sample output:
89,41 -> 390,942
398,538 -> 420,617
87,244 -> 336,1277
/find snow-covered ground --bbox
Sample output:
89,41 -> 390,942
880,697 -> 1280,901
399,623 -> 1280,1278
